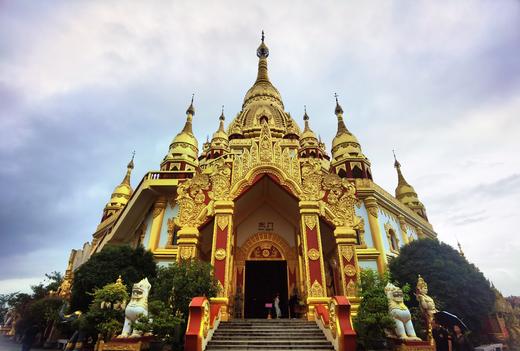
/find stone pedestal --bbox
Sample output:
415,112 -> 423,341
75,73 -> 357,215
391,338 -> 435,351
98,336 -> 155,351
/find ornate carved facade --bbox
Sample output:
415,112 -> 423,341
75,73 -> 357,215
65,34 -> 437,320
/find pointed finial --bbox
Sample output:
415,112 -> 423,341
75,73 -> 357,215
334,93 -> 343,115
186,94 -> 195,116
393,149 -> 401,168
303,105 -> 309,121
127,151 -> 135,170
220,105 -> 225,121
257,31 -> 269,58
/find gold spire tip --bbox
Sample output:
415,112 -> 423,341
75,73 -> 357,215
334,92 -> 344,115
127,151 -> 135,169
220,105 -> 225,120
303,105 -> 309,121
393,149 -> 400,168
186,94 -> 195,116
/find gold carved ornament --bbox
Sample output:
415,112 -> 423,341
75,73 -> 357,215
180,247 -> 194,260
367,205 -> 379,218
340,246 -> 354,262
153,207 -> 163,218
214,248 -> 227,261
202,300 -> 210,338
309,280 -> 324,297
307,248 -> 320,261
304,215 -> 317,230
209,160 -> 232,201
346,280 -> 356,296
321,173 -> 358,227
176,173 -> 211,228
300,159 -> 324,201
344,264 -> 357,277
216,216 -> 229,230
329,300 -> 337,339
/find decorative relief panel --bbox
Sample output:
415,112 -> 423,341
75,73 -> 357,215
230,122 -> 301,191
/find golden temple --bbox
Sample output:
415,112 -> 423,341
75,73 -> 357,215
64,33 -> 436,319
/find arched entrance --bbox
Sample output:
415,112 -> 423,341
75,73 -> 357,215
236,233 -> 297,318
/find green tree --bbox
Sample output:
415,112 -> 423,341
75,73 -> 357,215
80,280 -> 129,341
133,260 -> 218,350
152,260 -> 218,319
354,269 -> 396,350
388,238 -> 495,343
30,271 -> 63,300
70,245 -> 156,311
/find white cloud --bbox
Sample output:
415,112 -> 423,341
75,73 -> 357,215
1,0 -> 519,296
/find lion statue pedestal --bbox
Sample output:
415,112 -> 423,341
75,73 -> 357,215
119,278 -> 151,338
385,283 -> 434,351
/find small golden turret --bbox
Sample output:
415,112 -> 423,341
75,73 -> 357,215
299,107 -> 328,160
101,153 -> 135,222
393,151 -> 428,221
330,94 -> 372,179
161,96 -> 199,171
207,106 -> 229,160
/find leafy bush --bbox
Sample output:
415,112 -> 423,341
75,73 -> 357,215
152,260 -> 218,320
79,280 -> 129,340
354,269 -> 395,350
70,245 -> 156,311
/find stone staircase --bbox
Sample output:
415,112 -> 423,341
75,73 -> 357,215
206,319 -> 334,351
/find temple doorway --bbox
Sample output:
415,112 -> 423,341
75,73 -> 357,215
244,260 -> 288,318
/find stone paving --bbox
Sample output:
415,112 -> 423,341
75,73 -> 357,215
0,335 -> 49,351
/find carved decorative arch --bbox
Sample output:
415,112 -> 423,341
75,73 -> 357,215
236,232 -> 297,263
230,165 -> 302,200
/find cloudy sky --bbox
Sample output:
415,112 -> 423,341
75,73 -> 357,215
1,1 -> 519,296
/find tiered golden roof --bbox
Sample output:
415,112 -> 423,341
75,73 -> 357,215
331,96 -> 366,162
162,96 -> 199,169
393,152 -> 428,220
102,154 -> 134,221
228,32 -> 300,139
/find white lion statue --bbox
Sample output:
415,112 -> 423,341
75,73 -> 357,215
118,278 -> 151,338
385,282 -> 421,341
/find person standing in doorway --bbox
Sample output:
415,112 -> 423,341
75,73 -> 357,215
274,293 -> 281,319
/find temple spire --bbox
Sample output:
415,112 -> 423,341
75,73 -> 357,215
182,94 -> 195,134
303,105 -> 311,131
255,31 -> 270,83
393,150 -> 428,221
393,149 -> 410,187
121,151 -> 135,186
334,93 -> 348,135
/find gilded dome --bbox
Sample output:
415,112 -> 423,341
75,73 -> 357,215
300,109 -> 318,146
162,98 -> 199,166
211,108 -> 228,142
229,32 -> 297,137
102,155 -> 134,221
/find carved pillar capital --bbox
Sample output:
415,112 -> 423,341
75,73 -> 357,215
363,196 -> 379,218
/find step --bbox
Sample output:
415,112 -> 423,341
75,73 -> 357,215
212,333 -> 325,338
205,319 -> 334,351
206,344 -> 334,351
207,341 -> 332,346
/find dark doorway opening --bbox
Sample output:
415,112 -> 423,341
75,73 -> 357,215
244,260 -> 288,318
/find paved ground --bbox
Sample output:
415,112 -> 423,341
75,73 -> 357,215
0,336 -> 48,351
